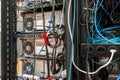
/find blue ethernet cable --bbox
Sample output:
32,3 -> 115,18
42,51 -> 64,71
117,74 -> 120,80
91,10 -> 120,43
89,57 -> 119,65
68,0 -> 76,79
94,1 -> 120,44
100,26 -> 120,32
88,0 -> 120,44
94,0 -> 120,44
97,0 -> 110,16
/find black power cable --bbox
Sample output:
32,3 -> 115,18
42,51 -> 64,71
41,0 -> 51,79
50,0 -> 63,76
52,0 -> 55,32
85,0 -> 91,80
32,0 -> 36,79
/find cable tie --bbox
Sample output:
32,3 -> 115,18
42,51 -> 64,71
48,77 -> 52,80
42,33 -> 48,46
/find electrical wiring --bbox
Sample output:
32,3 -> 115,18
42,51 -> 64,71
79,0 -> 119,44
17,10 -> 54,80
47,0 -> 65,74
17,0 -> 64,79
48,0 -> 65,76
87,61 -> 92,80
52,0 -> 55,32
110,0 -> 120,23
49,0 -> 62,77
67,0 -> 76,79
89,57 -> 119,65
91,18 -> 120,43
17,45 -> 44,80
72,49 -> 116,74
72,17 -> 118,75
89,13 -> 120,44
39,0 -> 49,78
87,14 -> 106,44
94,0 -> 110,42
59,0 -> 65,28
78,0 -> 110,26
79,0 -> 95,26
32,0 -> 37,79
85,0 -> 91,78
99,26 -> 120,32
91,37 -> 120,44
97,0 -> 110,16
93,0 -> 120,44
67,0 -> 117,76
90,27 -> 120,43
67,0 -> 72,41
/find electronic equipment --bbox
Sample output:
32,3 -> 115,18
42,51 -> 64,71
23,59 -> 34,75
21,38 -> 64,56
21,59 -> 65,79
24,18 -> 34,32
1,0 -> 66,79
21,38 -> 35,56
71,0 -> 120,80
78,0 -> 120,58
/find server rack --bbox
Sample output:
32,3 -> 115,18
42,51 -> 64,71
73,0 -> 120,80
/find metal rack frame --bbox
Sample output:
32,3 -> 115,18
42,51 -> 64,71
1,0 -> 17,80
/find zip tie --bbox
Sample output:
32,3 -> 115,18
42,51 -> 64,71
42,33 -> 48,46
48,77 -> 52,80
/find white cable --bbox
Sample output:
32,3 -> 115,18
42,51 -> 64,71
87,61 -> 92,80
72,49 -> 116,74
59,0 -> 65,28
68,0 -> 72,40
